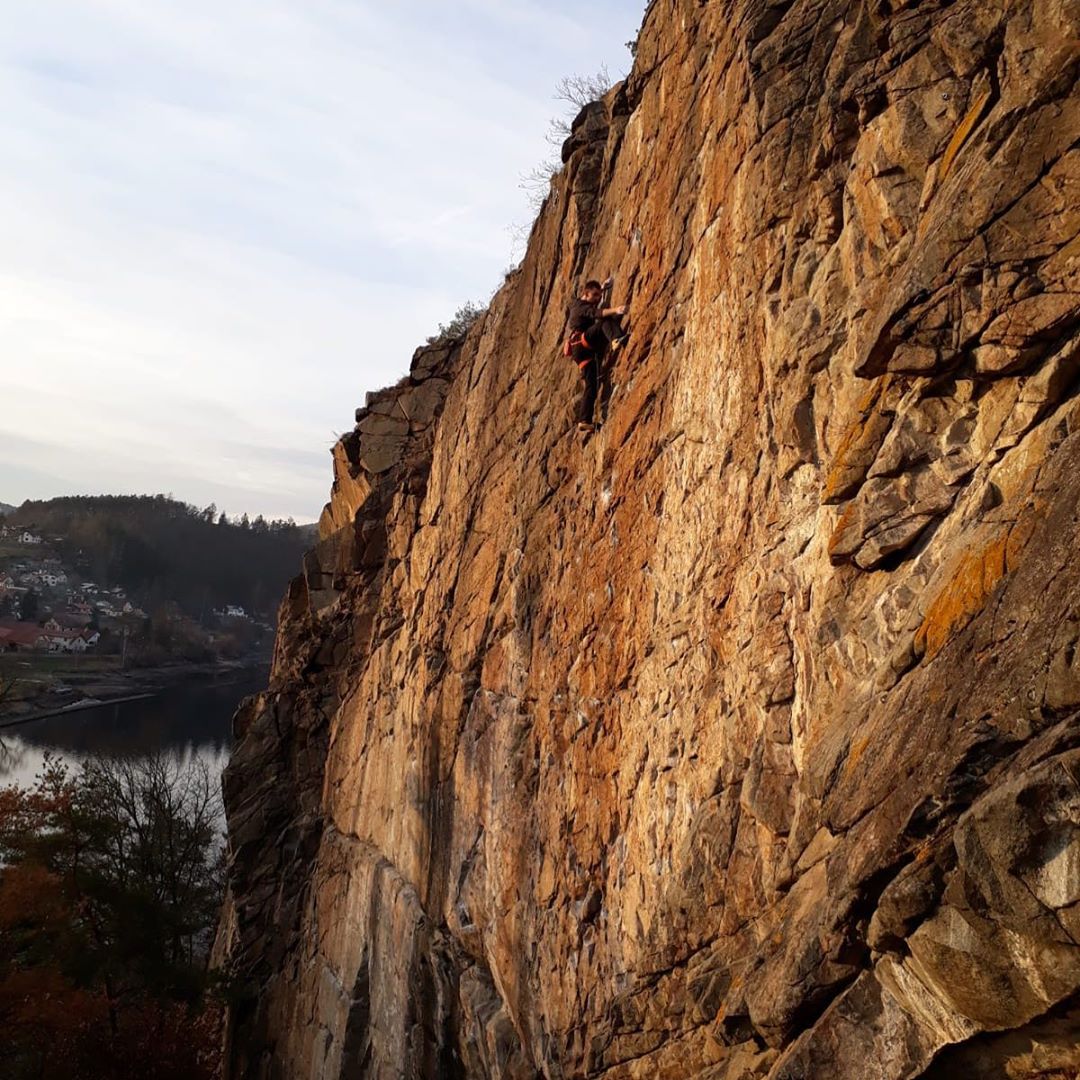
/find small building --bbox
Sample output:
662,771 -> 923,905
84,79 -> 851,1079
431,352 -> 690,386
18,532 -> 42,545
42,629 -> 90,653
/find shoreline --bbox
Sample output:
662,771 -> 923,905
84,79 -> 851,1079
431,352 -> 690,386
0,693 -> 160,729
0,654 -> 271,724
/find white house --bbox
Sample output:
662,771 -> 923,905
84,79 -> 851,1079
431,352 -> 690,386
44,630 -> 89,653
19,532 -> 42,545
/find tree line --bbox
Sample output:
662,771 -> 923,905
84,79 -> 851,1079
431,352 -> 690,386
8,495 -> 313,619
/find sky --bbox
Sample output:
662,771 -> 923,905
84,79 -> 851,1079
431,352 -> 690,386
0,0 -> 642,521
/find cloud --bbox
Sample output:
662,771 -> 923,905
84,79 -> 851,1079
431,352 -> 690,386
0,0 -> 642,519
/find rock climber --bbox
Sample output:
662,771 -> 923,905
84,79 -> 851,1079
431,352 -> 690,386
565,277 -> 629,433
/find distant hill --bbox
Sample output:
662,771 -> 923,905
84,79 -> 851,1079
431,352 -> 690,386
8,495 -> 311,618
0,503 -> 15,517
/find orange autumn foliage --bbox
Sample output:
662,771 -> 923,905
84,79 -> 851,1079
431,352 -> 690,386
0,757 -> 225,1080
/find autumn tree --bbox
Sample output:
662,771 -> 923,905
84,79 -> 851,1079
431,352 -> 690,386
0,754 -> 225,1080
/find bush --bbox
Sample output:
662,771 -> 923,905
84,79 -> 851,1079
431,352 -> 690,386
426,300 -> 487,346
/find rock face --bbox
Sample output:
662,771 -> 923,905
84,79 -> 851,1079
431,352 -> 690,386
220,1 -> 1080,1076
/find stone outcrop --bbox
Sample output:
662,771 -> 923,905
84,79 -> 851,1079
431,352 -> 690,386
220,1 -> 1080,1076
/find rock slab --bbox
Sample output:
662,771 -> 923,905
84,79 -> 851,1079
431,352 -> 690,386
221,2 -> 1080,1077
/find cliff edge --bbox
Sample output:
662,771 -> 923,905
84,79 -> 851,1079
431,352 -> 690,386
221,1 -> 1080,1076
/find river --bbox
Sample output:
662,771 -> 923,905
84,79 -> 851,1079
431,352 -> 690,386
0,668 -> 268,793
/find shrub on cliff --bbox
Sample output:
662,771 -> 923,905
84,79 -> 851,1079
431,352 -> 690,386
426,300 -> 487,345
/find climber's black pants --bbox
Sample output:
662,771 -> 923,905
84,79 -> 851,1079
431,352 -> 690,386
589,316 -> 624,352
577,359 -> 599,423
571,316 -> 624,424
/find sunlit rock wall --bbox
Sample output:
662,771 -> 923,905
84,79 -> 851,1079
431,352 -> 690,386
222,1 -> 1080,1076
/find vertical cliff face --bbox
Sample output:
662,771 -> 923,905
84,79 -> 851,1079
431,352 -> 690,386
221,1 -> 1080,1076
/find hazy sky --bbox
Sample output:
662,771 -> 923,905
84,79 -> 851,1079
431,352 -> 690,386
0,0 -> 641,521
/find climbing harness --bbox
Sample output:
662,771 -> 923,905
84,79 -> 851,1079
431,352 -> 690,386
564,330 -> 594,366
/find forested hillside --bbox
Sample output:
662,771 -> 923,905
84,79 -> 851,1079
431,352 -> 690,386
9,496 -> 311,618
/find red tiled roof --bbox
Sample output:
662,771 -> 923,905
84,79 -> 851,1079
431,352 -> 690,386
0,624 -> 48,648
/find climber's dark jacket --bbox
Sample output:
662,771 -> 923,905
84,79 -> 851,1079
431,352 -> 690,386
567,298 -> 602,334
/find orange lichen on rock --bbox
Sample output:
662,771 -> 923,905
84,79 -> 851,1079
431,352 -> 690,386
827,502 -> 860,559
822,378 -> 894,504
914,532 -> 1012,660
843,732 -> 872,781
937,86 -> 994,187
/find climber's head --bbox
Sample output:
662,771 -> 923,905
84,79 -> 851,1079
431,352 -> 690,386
581,280 -> 603,304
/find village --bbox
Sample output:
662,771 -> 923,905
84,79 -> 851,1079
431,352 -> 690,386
0,522 -> 255,659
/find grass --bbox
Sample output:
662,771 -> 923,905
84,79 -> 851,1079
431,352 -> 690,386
0,654 -> 124,701
0,654 -> 121,675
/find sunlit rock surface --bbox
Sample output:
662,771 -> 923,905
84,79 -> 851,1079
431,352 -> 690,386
220,1 -> 1080,1075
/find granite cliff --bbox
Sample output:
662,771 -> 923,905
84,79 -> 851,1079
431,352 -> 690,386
220,1 -> 1080,1076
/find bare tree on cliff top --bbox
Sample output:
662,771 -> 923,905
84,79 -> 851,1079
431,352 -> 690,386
520,66 -> 616,217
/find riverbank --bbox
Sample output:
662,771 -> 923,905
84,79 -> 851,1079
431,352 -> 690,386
0,654 -> 270,723
0,693 -> 159,729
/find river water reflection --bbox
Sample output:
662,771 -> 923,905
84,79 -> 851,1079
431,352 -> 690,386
0,669 -> 268,794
